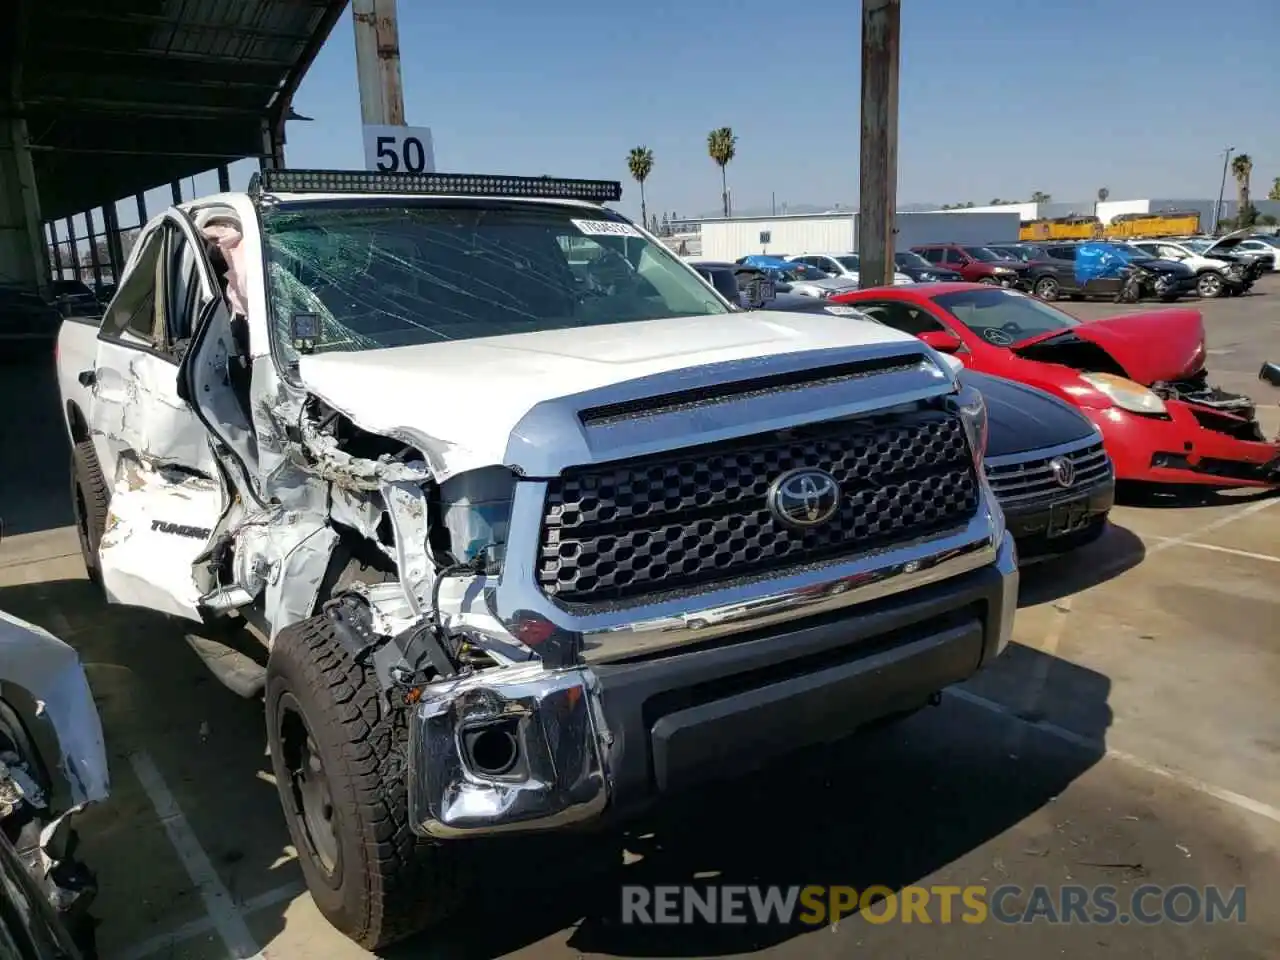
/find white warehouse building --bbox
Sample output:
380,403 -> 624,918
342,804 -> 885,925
929,198 -> 1280,229
694,210 -> 1021,262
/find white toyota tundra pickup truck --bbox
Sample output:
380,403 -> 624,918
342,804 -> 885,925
55,168 -> 1018,949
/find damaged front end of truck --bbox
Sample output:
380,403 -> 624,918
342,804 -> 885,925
81,172 -> 1012,856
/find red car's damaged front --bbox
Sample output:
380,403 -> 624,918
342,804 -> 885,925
831,284 -> 1280,488
1013,309 -> 1280,487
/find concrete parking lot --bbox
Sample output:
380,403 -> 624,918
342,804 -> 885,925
2,279 -> 1279,959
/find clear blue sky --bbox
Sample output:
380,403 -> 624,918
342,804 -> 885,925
278,0 -> 1279,220
81,0 -> 1280,239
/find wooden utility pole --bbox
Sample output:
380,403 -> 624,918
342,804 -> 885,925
857,0 -> 901,288
353,0 -> 405,126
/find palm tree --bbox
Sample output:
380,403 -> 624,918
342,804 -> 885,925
1030,191 -> 1051,203
1231,154 -> 1253,227
707,127 -> 737,217
626,147 -> 654,228
1269,177 -> 1280,201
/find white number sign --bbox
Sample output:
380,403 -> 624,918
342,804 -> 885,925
362,124 -> 436,174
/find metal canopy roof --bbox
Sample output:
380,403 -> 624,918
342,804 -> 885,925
5,0 -> 348,221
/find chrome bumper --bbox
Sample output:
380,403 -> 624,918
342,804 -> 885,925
407,663 -> 608,839
409,527 -> 1018,840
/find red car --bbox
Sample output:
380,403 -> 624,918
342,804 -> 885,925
828,283 -> 1280,488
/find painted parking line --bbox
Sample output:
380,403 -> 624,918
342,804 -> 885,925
1142,496 -> 1280,553
1104,495 -> 1280,580
127,752 -> 263,959
1015,495 -> 1280,735
102,497 -> 1280,959
1144,536 -> 1280,564
949,688 -> 1280,828
108,881 -> 307,960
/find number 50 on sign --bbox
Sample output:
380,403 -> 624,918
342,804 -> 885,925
362,124 -> 436,174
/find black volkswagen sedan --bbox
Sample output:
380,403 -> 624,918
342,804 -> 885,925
967,370 -> 1115,559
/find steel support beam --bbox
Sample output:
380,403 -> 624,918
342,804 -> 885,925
48,222 -> 63,279
856,0 -> 900,289
64,215 -> 78,280
102,202 -> 124,280
84,206 -> 102,286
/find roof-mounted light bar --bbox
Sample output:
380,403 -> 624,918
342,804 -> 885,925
249,169 -> 623,203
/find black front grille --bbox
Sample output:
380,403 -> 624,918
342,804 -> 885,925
537,412 -> 980,604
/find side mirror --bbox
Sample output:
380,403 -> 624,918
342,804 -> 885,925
919,330 -> 963,353
1259,360 -> 1280,387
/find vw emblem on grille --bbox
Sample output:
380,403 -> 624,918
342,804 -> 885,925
767,468 -> 841,529
1049,456 -> 1075,488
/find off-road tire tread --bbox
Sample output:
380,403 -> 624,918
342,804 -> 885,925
268,614 -> 464,950
71,438 -> 109,584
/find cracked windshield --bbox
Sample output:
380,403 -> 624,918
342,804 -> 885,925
263,203 -> 728,357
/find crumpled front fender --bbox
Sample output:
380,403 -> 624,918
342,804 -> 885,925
0,610 -> 110,809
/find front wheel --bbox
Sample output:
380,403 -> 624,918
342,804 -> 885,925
70,438 -> 109,590
265,614 -> 467,950
1196,272 -> 1225,299
1033,276 -> 1060,301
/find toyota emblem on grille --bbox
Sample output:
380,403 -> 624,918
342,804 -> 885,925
767,468 -> 841,528
1049,456 -> 1075,488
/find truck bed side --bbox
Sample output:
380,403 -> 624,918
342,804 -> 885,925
56,316 -> 102,446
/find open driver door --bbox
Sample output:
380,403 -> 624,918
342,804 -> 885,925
86,208 -> 259,622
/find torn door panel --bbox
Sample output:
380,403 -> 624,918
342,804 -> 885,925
92,355 -> 216,469
0,611 -> 109,810
100,455 -> 225,622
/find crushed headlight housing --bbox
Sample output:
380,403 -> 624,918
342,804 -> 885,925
1228,263 -> 1246,279
1079,372 -> 1167,415
437,467 -> 516,572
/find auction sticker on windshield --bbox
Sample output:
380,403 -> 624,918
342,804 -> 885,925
572,219 -> 643,238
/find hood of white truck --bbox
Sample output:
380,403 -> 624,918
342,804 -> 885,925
297,311 -> 923,479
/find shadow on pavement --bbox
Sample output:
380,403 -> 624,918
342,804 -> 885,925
0,577 -> 296,958
383,654 -> 1113,958
0,356 -> 75,537
0,577 -> 1114,959
1116,481 -> 1279,510
1016,521 -> 1145,608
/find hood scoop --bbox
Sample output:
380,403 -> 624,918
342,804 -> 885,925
579,352 -> 929,426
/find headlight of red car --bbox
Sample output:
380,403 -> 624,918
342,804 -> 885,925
1078,373 -> 1168,415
